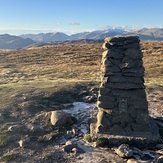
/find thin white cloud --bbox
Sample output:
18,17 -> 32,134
56,22 -> 61,26
68,22 -> 80,25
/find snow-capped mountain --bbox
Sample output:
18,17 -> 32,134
20,27 -> 163,43
0,27 -> 163,49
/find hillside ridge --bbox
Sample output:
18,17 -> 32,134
0,27 -> 163,49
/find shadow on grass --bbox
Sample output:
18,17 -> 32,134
20,82 -> 98,115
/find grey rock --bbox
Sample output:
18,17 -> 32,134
0,113 -> 4,122
98,95 -> 116,102
66,130 -> 75,139
156,156 -> 163,163
105,49 -> 124,59
99,87 -> 111,95
65,140 -> 72,145
103,59 -> 114,67
71,147 -> 78,153
63,144 -> 77,153
124,42 -> 140,49
136,113 -> 149,124
156,149 -> 163,155
38,132 -> 57,142
133,150 -> 158,163
108,75 -> 143,84
102,42 -> 112,50
110,125 -> 125,134
132,147 -> 143,154
133,100 -> 148,110
18,140 -> 24,148
64,140 -> 85,154
105,82 -> 145,89
127,159 -> 141,163
131,123 -> 151,132
63,143 -> 85,154
8,124 -> 26,133
62,103 -> 73,108
18,138 -> 30,148
42,133 -> 54,141
109,58 -> 122,65
124,48 -> 142,59
156,144 -> 163,149
97,101 -> 115,109
28,124 -> 44,133
105,36 -> 126,43
120,113 -> 133,124
105,65 -> 122,73
115,144 -> 133,158
58,137 -> 67,145
80,124 -> 89,134
122,67 -> 144,77
121,60 -> 143,69
155,121 -> 163,128
125,36 -> 139,41
50,110 -> 72,127
83,95 -> 95,102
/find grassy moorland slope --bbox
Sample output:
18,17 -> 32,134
0,44 -> 101,107
0,42 -> 162,106
0,42 -> 162,162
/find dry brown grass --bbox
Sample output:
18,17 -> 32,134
0,42 -> 163,111
0,44 -> 101,83
0,44 -> 102,108
0,42 -> 163,91
141,42 -> 163,87
0,41 -> 162,162
0,42 -> 162,106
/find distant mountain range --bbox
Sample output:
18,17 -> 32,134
0,34 -> 35,49
20,28 -> 163,42
0,27 -> 163,49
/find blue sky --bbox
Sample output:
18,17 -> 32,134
0,0 -> 163,35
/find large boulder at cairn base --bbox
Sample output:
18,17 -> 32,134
50,110 -> 72,127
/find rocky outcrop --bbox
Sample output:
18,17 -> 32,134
115,144 -> 133,158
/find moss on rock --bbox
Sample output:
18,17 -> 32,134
83,134 -> 92,142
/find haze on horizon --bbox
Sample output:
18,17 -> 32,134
0,0 -> 163,35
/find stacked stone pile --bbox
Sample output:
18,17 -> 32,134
95,36 -> 151,136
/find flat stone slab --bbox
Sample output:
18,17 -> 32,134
90,116 -> 161,148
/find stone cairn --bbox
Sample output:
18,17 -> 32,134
94,36 -> 153,137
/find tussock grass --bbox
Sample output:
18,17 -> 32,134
141,42 -> 163,88
0,42 -> 162,107
0,153 -> 18,162
0,44 -> 101,107
0,130 -> 17,148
